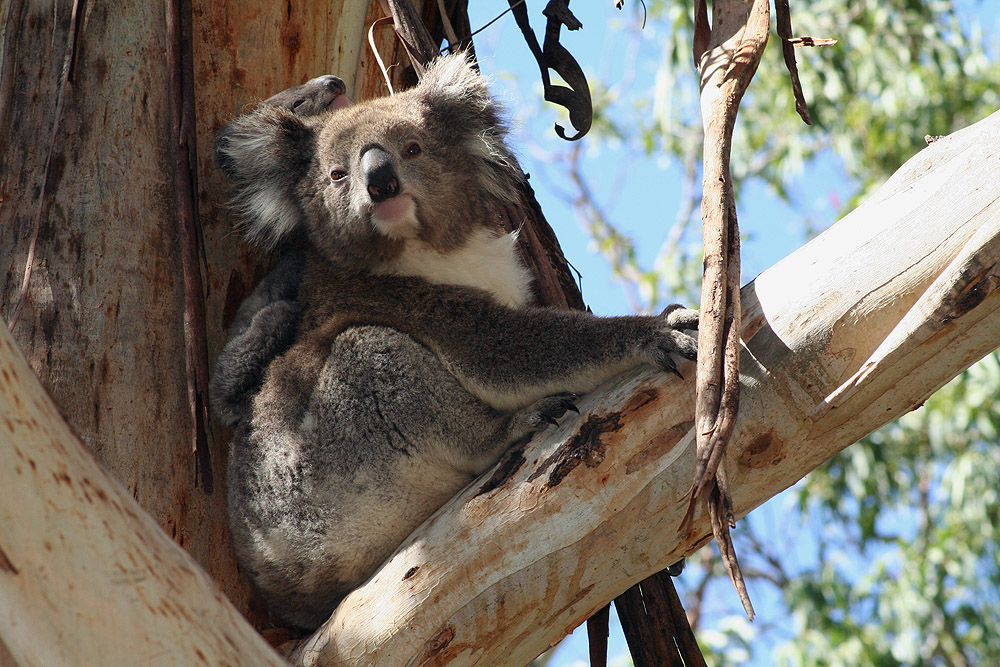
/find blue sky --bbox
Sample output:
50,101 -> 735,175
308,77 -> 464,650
464,2 -> 999,665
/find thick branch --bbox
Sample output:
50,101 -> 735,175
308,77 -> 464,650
291,111 -> 1000,666
0,323 -> 285,666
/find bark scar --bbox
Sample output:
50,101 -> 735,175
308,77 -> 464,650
528,413 -> 622,488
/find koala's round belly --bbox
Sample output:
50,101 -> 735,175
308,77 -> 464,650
226,325 -> 509,629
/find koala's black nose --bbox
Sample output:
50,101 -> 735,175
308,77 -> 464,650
361,147 -> 401,203
315,75 -> 346,96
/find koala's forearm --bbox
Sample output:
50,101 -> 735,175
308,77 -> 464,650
425,305 -> 660,410
311,274 -> 666,411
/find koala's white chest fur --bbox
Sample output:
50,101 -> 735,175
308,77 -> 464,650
376,228 -> 533,307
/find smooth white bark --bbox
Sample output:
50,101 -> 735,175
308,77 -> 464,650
0,323 -> 286,667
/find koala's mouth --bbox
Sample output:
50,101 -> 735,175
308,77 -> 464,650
327,94 -> 351,111
370,193 -> 418,240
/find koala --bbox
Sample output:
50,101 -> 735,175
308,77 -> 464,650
262,73 -> 351,115
211,75 -> 352,426
212,53 -> 698,630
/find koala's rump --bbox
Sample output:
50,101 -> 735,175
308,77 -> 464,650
227,324 -> 503,628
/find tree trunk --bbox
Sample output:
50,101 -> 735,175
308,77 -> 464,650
0,321 -> 287,665
288,111 -> 1000,665
0,0 -> 417,628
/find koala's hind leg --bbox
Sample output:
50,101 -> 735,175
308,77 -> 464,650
312,326 -> 568,480
503,393 -> 580,442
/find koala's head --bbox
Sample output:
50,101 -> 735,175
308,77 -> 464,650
214,53 -> 524,270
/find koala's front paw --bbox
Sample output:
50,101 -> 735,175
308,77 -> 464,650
210,300 -> 303,427
662,304 -> 700,332
509,393 -> 581,441
645,305 -> 699,379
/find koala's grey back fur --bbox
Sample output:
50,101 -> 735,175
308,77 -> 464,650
213,54 -> 697,630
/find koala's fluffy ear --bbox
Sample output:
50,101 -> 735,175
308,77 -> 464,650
417,53 -> 523,199
214,107 -> 316,249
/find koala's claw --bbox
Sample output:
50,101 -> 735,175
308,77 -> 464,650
661,356 -> 683,380
556,392 -> 582,414
518,392 -> 581,434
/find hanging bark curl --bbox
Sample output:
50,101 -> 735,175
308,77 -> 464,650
683,0 -> 771,622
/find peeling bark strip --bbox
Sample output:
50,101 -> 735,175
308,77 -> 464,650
686,0 -> 771,622
508,0 -> 593,141
166,0 -> 212,492
774,0 -> 812,125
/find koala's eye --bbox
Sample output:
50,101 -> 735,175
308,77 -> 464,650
329,168 -> 348,182
403,142 -> 422,158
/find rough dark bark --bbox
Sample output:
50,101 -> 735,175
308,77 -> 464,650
616,570 -> 706,667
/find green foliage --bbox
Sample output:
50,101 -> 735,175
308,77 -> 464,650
778,354 -> 1000,665
638,0 -> 1000,207
573,0 -> 1000,316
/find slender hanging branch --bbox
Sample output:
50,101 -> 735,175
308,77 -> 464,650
775,0 -> 812,125
683,0 -> 771,622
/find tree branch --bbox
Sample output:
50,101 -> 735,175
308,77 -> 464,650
287,110 -> 1000,666
0,322 -> 286,666
685,0 -> 770,621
